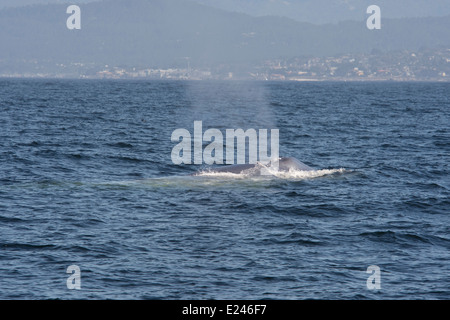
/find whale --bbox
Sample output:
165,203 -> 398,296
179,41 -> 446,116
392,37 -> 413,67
193,157 -> 314,175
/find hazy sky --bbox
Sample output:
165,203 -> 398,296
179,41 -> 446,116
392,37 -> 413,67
0,0 -> 93,10
1,0 -> 450,24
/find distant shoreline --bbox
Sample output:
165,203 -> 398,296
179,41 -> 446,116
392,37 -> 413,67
1,76 -> 448,82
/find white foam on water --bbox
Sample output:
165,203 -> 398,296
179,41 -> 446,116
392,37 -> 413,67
98,166 -> 348,188
195,167 -> 347,180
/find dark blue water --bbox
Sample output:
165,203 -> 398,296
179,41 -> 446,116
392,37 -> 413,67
0,79 -> 449,299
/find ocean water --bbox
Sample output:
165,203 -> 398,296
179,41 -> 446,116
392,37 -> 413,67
0,79 -> 448,300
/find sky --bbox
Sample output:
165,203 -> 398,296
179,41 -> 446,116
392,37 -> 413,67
1,0 -> 450,24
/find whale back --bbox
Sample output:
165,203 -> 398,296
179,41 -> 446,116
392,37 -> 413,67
192,157 -> 313,175
277,157 -> 314,171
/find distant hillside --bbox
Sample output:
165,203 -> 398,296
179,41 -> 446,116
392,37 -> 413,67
0,0 -> 449,71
